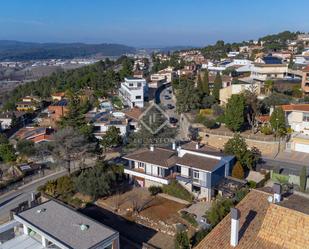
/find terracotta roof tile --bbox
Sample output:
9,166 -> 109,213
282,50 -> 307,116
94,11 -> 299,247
281,104 -> 309,112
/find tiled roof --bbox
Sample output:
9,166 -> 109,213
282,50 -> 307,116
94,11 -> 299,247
303,65 -> 309,72
124,107 -> 143,121
123,147 -> 177,168
195,189 -> 309,249
176,153 -> 220,172
181,141 -> 225,157
281,104 -> 309,112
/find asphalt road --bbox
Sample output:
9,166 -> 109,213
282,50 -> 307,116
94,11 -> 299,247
0,170 -> 66,223
160,85 -> 178,120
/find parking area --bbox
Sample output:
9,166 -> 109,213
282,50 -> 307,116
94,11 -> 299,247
181,201 -> 212,228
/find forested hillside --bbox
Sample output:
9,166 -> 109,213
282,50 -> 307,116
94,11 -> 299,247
0,40 -> 136,60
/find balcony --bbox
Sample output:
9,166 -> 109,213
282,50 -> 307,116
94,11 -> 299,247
124,167 -> 175,185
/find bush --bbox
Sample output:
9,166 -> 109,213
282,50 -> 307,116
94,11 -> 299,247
203,118 -> 218,129
180,211 -> 198,227
175,231 -> 190,249
162,180 -> 194,202
148,185 -> 162,196
205,197 -> 233,227
234,187 -> 249,203
248,180 -> 257,189
191,229 -> 210,247
260,124 -> 273,135
232,162 -> 244,179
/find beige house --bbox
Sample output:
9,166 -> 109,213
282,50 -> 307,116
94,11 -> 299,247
251,63 -> 287,82
278,104 -> 309,153
219,82 -> 261,105
301,65 -> 309,94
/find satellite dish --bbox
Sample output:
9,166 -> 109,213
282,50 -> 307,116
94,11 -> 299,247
267,196 -> 273,203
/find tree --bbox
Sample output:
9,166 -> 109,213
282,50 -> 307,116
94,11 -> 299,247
175,231 -> 190,249
202,70 -> 210,95
224,94 -> 246,132
224,133 -> 260,169
175,77 -> 202,113
270,107 -> 286,137
232,162 -> 245,179
243,86 -> 260,132
299,166 -> 307,192
16,140 -> 36,157
0,136 -> 16,163
100,126 -> 122,152
74,161 -> 121,199
51,127 -> 95,174
56,176 -> 74,196
205,196 -> 233,227
264,80 -> 274,95
197,73 -> 203,92
212,72 -> 222,101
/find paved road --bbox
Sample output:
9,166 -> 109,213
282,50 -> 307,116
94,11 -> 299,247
0,170 -> 66,223
159,85 -> 178,120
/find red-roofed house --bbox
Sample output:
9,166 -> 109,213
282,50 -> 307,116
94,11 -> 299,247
15,127 -> 54,143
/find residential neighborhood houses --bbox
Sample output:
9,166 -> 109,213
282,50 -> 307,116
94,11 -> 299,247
1,30 -> 309,249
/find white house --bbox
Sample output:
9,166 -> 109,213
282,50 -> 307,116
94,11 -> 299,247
274,104 -> 309,153
123,142 -> 235,201
0,200 -> 119,249
119,77 -> 148,108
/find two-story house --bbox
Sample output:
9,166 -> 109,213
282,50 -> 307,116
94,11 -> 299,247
279,104 -> 309,153
123,142 -> 235,201
119,77 -> 148,108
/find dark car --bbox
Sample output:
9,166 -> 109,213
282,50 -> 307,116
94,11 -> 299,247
164,95 -> 171,100
169,117 -> 178,124
167,104 -> 174,109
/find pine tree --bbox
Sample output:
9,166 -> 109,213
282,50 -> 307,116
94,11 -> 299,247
212,72 -> 222,102
300,166 -> 307,192
224,94 -> 245,132
197,73 -> 203,92
270,107 -> 286,137
232,161 -> 245,179
202,70 -> 210,95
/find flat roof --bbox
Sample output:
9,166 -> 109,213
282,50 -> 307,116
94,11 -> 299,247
15,200 -> 117,249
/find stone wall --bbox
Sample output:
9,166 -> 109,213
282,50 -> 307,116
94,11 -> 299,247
200,132 -> 283,157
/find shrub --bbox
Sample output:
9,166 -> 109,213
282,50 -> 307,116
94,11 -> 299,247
203,118 -> 218,129
234,187 -> 249,203
260,124 -> 273,135
175,231 -> 190,249
300,166 -> 307,192
191,229 -> 210,247
162,180 -> 194,202
180,211 -> 198,227
148,185 -> 162,196
205,197 -> 233,227
248,180 -> 257,189
199,109 -> 212,116
232,162 -> 244,179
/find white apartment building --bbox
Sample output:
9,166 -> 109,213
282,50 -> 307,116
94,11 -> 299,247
119,77 -> 148,108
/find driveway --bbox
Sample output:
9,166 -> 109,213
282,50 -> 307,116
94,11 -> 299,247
182,202 -> 212,228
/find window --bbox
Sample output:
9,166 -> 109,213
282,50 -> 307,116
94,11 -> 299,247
138,162 -> 145,169
303,113 -> 309,122
137,82 -> 142,87
136,95 -> 141,100
158,167 -> 165,177
129,83 -> 134,87
193,170 -> 199,179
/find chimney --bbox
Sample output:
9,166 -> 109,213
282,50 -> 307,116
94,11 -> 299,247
273,183 -> 282,203
150,145 -> 154,152
172,142 -> 176,150
230,208 -> 240,247
195,142 -> 200,150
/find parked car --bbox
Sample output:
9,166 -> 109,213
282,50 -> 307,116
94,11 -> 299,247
167,104 -> 174,109
169,117 -> 178,124
164,95 -> 171,100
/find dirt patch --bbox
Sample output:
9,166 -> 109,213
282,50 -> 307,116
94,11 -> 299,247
98,188 -> 186,225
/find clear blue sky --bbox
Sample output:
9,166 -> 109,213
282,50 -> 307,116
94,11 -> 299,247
0,0 -> 308,47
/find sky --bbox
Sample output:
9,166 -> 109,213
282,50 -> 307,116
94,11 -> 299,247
0,0 -> 309,47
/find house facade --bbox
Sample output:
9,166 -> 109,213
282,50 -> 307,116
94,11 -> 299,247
119,77 -> 148,108
301,65 -> 309,94
278,104 -> 309,153
123,142 -> 235,200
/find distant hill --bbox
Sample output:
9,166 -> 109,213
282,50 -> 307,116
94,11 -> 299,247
0,40 -> 136,60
